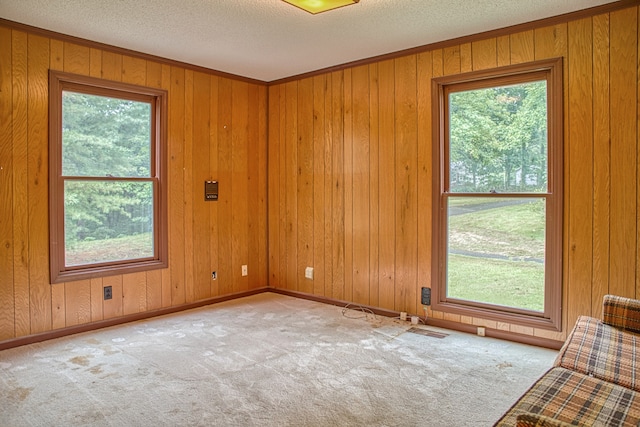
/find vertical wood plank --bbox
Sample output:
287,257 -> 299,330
378,60 -> 395,310
352,65 -> 370,305
313,75 -> 327,296
11,30 -> 30,338
257,85 -> 269,288
331,71 -> 345,300
247,83 -> 262,289
217,77 -> 233,295
121,56 -> 146,85
443,46 -> 460,75
610,8 -> 637,298
394,55 -> 418,314
567,18 -> 594,324
209,75 -> 220,295
231,80 -> 249,292
101,51 -> 122,81
285,81 -> 299,290
90,277 -> 103,322
63,42 -> 89,75
160,63 -> 172,307
417,51 -> 433,314
51,283 -> 65,330
0,26 -> 15,340
183,70 -> 194,302
65,279 -> 91,326
192,71 -> 211,300
49,39 -> 63,71
533,24 -> 568,60
278,83 -> 288,290
534,24 -> 568,61
89,48 -> 101,78
122,272 -> 146,315
510,30 -> 535,64
169,66 -> 186,305
268,85 -> 281,287
145,270 -> 162,311
343,69 -> 354,302
471,38 -> 497,71
460,43 -> 472,73
497,35 -> 510,67
27,34 -> 51,334
297,78 -> 314,294
323,77 -> 334,297
637,5 -> 640,299
368,63 -> 380,308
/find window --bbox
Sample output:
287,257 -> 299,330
431,58 -> 563,330
49,71 -> 168,283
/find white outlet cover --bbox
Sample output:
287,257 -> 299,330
241,265 -> 248,276
305,267 -> 314,280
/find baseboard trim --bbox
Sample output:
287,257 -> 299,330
0,286 -> 563,351
270,288 -> 563,350
0,287 -> 270,351
269,288 -> 400,318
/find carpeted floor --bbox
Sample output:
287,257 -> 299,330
0,293 -> 557,426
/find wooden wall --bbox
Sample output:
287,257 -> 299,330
0,24 -> 268,342
267,5 -> 640,341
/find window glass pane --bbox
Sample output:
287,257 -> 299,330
446,197 -> 545,312
64,180 -> 154,266
62,92 -> 151,178
449,81 -> 547,193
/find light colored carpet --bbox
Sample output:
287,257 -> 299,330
0,293 -> 556,426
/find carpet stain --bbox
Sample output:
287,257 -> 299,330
9,387 -> 32,401
497,362 -> 513,369
69,356 -> 91,366
85,338 -> 101,345
89,365 -> 103,375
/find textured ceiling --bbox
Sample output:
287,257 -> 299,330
0,0 -> 618,82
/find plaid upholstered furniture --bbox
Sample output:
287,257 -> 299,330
495,295 -> 640,426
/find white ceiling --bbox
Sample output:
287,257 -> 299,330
0,0 -> 618,82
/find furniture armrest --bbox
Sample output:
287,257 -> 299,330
516,413 -> 574,427
603,294 -> 640,334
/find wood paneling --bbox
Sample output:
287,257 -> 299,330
566,18 -> 594,329
608,7 -> 637,297
267,5 -> 640,340
0,24 -> 267,343
2,3 -> 639,345
0,27 -> 14,341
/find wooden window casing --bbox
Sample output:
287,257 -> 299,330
431,58 -> 564,331
49,71 -> 168,284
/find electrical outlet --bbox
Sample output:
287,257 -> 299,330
104,286 -> 112,300
400,312 -> 407,321
421,287 -> 431,305
241,265 -> 248,276
477,326 -> 486,337
211,271 -> 217,280
305,267 -> 314,280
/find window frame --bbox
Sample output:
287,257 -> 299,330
431,58 -> 564,331
49,70 -> 168,284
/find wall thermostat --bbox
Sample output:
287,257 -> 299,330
205,180 -> 218,201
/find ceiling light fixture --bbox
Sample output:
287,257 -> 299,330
282,0 -> 360,15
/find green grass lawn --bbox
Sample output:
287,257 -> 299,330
446,198 -> 545,311
447,254 -> 544,311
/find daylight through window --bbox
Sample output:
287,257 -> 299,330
432,59 -> 563,330
49,71 -> 168,283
